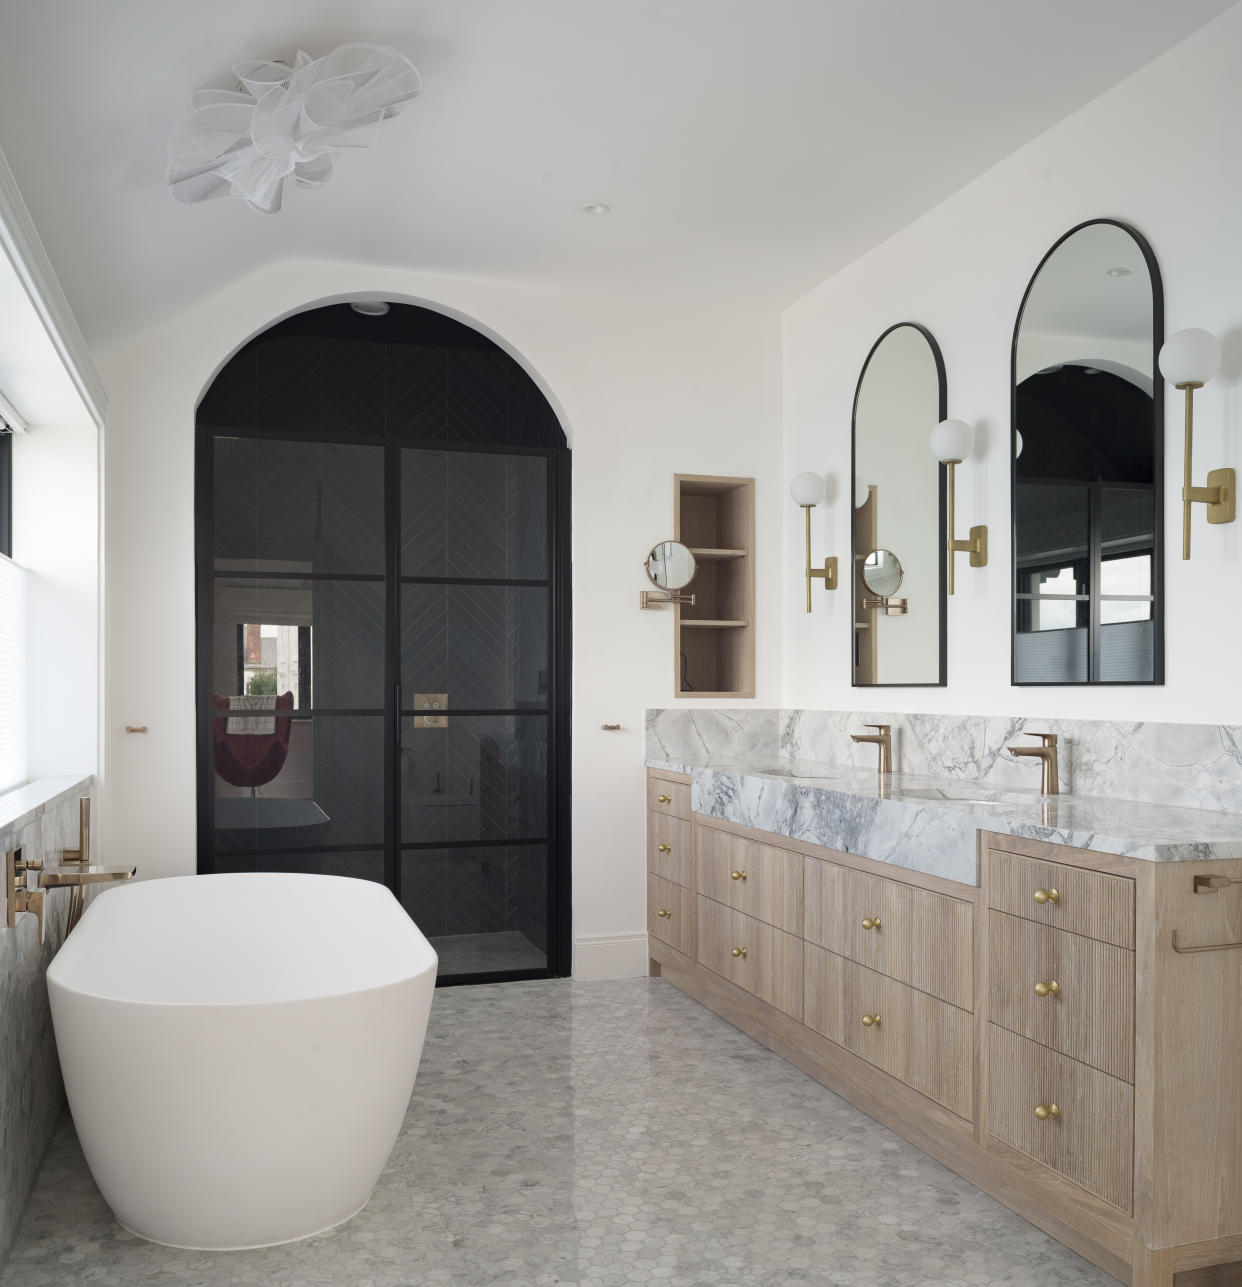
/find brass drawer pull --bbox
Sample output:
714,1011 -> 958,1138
1034,979 -> 1060,997
861,916 -> 881,931
731,869 -> 747,881
657,908 -> 672,918
657,844 -> 672,853
1033,887 -> 1060,905
861,1013 -> 881,1028
1034,1103 -> 1060,1121
657,793 -> 672,804
731,946 -> 748,959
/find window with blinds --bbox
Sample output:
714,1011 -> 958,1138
0,551 -> 26,794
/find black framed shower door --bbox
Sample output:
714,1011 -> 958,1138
195,431 -> 571,984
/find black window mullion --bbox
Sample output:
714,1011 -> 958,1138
1088,484 -> 1102,682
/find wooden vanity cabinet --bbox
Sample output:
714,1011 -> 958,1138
646,768 -> 1242,1286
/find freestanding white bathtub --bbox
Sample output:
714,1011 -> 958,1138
46,873 -> 437,1250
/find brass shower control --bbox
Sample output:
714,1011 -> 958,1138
5,849 -> 46,942
412,694 -> 448,730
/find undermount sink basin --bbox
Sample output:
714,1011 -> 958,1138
899,787 -> 1006,806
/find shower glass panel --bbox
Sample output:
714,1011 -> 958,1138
399,449 -> 552,975
199,302 -> 570,984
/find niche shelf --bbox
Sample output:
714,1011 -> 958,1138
674,475 -> 755,698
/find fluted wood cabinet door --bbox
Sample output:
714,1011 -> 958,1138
695,825 -> 803,934
696,896 -> 803,1020
989,911 -> 1134,1081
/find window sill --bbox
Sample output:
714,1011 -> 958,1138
0,775 -> 94,838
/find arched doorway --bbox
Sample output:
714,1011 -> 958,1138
194,301 -> 571,982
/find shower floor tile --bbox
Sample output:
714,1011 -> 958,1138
430,930 -> 546,976
1,978 -> 1120,1286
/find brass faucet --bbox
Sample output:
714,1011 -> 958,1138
1009,732 -> 1059,795
851,723 -> 892,774
4,799 -> 135,942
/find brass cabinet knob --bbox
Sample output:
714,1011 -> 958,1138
861,917 -> 881,931
731,870 -> 747,881
861,1013 -> 881,1027
657,844 -> 672,853
657,794 -> 672,804
1034,980 -> 1061,997
1033,887 -> 1060,905
731,946 -> 748,959
1034,1103 -> 1060,1121
657,908 -> 672,918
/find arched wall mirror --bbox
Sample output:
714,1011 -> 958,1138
1011,219 -> 1164,685
851,322 -> 946,686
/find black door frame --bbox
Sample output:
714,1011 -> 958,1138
194,392 -> 572,986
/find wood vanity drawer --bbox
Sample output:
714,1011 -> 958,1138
694,824 -> 802,935
648,813 -> 692,887
804,945 -> 972,1119
804,856 -> 973,1011
648,873 -> 692,956
647,774 -> 691,821
987,1024 -> 1133,1213
989,912 -> 1134,1082
696,896 -> 802,1020
988,849 -> 1134,950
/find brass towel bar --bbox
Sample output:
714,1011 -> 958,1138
1171,931 -> 1242,955
1193,874 -> 1242,894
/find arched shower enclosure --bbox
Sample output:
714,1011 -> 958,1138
194,302 -> 571,983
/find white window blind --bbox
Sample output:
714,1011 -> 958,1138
0,552 -> 26,794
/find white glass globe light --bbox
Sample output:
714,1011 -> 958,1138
929,418 -> 974,463
790,471 -> 825,507
1159,328 -> 1222,387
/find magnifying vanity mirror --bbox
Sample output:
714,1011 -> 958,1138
852,323 -> 946,686
862,549 -> 903,597
640,540 -> 698,609
646,540 -> 697,590
1011,220 -> 1164,684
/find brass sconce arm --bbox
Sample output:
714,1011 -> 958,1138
944,459 -> 988,596
1160,329 -> 1235,559
800,504 -> 838,612
1178,383 -> 1235,560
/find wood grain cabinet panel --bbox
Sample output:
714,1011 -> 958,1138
695,824 -> 803,935
805,856 -> 973,1010
648,873 -> 692,957
989,849 -> 1134,950
988,1025 -> 1133,1213
803,945 -> 972,1119
647,776 -> 692,821
696,896 -> 802,1020
989,911 -> 1134,1082
648,813 -> 692,888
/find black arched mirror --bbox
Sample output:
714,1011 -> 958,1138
851,322 -> 947,686
1011,220 -> 1164,685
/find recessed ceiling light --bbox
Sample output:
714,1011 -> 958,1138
350,300 -> 390,316
1106,266 -> 1134,277
581,202 -> 611,215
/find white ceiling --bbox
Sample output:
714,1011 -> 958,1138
0,0 -> 1233,350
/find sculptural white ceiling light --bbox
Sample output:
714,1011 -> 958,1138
167,44 -> 421,214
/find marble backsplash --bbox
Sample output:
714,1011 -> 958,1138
0,779 -> 94,1271
647,707 -> 1242,816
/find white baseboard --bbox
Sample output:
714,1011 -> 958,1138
573,933 -> 650,980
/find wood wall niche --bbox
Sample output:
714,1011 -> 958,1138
673,475 -> 755,698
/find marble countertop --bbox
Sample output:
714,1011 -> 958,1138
646,754 -> 1242,886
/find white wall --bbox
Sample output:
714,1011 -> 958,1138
783,2 -> 1242,725
98,260 -> 781,978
